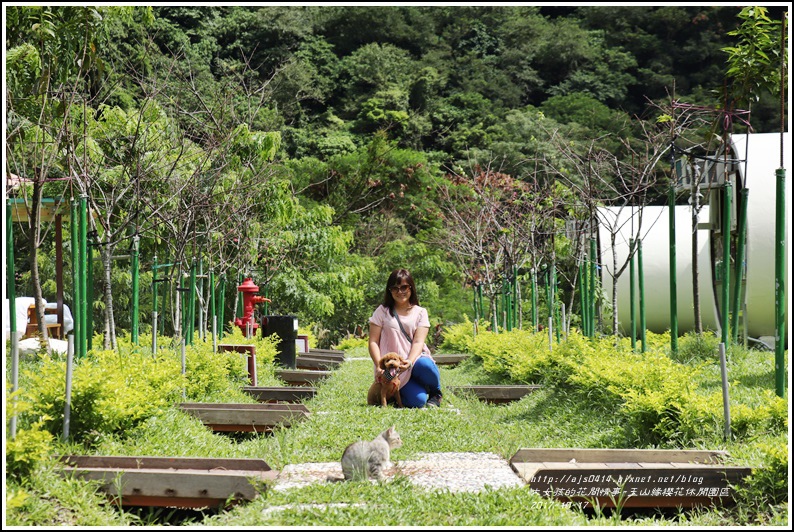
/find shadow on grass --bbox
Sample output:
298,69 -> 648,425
495,384 -> 631,448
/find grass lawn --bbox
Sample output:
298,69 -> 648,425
4,342 -> 789,526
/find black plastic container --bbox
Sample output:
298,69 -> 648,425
261,315 -> 298,369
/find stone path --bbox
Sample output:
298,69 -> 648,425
273,451 -> 524,493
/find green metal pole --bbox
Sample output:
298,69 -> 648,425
731,188 -> 748,343
131,235 -> 140,345
209,270 -> 216,335
505,277 -> 512,332
774,168 -> 786,397
638,239 -> 647,353
579,262 -> 587,336
218,274 -> 226,340
668,185 -> 678,354
721,183 -> 732,347
630,238 -> 636,350
160,266 -> 168,336
552,262 -> 560,342
152,254 -> 158,354
8,200 -> 19,438
236,273 -> 243,320
198,258 -> 204,340
513,264 -> 519,330
180,269 -> 187,340
188,262 -> 197,345
70,199 -> 81,358
477,282 -> 484,332
79,195 -> 88,357
531,269 -> 538,332
86,244 -> 93,351
589,238 -> 597,338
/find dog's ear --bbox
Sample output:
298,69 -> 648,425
399,358 -> 411,369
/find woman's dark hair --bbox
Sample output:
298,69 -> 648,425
383,268 -> 419,308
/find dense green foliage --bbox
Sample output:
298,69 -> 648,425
5,5 -> 787,345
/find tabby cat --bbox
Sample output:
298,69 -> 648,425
337,425 -> 403,481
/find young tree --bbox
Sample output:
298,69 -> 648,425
5,6 -> 123,344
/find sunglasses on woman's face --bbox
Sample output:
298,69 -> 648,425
390,284 -> 411,294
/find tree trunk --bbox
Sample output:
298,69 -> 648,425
29,179 -> 50,351
691,176 -> 703,334
101,243 -> 117,350
611,234 -> 620,338
692,206 -> 703,334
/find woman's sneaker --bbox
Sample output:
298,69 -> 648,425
426,393 -> 443,408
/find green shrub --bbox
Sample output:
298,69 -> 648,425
19,335 -> 269,445
334,336 -> 368,351
675,330 -> 720,362
22,349 -> 182,445
730,390 -> 788,438
734,438 -> 789,509
5,422 -> 54,481
438,316 -> 477,354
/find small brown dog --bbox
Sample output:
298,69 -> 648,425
367,352 -> 410,407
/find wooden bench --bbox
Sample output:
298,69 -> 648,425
24,304 -> 61,339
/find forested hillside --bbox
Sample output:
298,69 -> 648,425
5,5 -> 787,346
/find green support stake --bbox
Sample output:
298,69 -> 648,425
79,196 -> 88,357
774,168 -> 786,397
188,262 -> 197,345
180,270 -> 187,340
160,266 -> 168,336
638,239 -> 647,353
131,235 -> 140,345
531,269 -> 538,332
8,200 -> 19,438
70,199 -> 81,359
477,282 -> 484,332
721,182 -> 732,347
218,274 -> 226,340
86,243 -> 93,351
630,238 -> 636,350
579,262 -> 587,336
731,188 -> 748,343
512,265 -> 519,330
209,269 -> 217,352
152,254 -> 158,355
552,262 -> 559,342
193,257 -> 201,340
236,273 -> 243,321
504,277 -> 512,332
589,238 -> 598,338
668,185 -> 678,354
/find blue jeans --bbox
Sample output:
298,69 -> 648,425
399,356 -> 442,408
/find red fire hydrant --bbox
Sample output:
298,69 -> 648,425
234,278 -> 270,336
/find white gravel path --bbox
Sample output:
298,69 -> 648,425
273,451 -> 524,493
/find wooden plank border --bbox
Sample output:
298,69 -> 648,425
58,455 -> 278,508
448,385 -> 542,403
509,448 -> 751,509
242,386 -> 317,403
276,368 -> 333,386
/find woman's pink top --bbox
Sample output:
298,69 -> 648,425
369,304 -> 432,388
